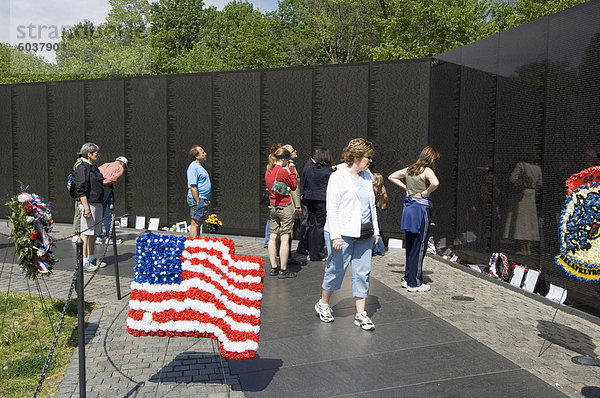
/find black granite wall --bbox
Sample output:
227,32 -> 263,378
434,0 -> 600,312
0,60 -> 432,240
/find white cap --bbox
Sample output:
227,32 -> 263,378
116,156 -> 128,166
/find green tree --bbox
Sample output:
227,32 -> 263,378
149,0 -> 219,73
276,0 -> 382,65
0,43 -> 58,84
56,0 -> 151,78
369,0 -> 495,59
491,0 -> 589,31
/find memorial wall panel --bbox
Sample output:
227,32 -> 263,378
124,77 -> 168,224
494,22 -> 546,268
213,71 -> 261,234
166,74 -> 213,225
313,63 -> 369,160
47,81 -> 84,222
261,68 -> 313,231
84,79 -> 126,215
454,67 -> 496,256
428,61 -> 460,247
542,3 -> 600,291
0,86 -> 12,218
368,60 -> 430,237
12,84 -> 48,199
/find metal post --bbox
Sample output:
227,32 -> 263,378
76,238 -> 86,398
111,204 -> 122,300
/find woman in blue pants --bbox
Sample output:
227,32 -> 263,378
388,146 -> 440,292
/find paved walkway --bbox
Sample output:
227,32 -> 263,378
0,223 -> 599,397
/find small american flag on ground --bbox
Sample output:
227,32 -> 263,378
127,233 -> 265,360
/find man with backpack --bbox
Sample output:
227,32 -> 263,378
71,143 -> 105,271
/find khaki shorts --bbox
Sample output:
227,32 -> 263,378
269,204 -> 294,235
79,202 -> 102,236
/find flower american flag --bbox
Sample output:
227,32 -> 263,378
127,233 -> 265,360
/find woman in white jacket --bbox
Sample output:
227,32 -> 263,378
315,138 -> 380,331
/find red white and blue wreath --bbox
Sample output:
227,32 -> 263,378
6,192 -> 55,279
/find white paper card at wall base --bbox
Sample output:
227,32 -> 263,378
468,264 -> 483,273
176,221 -> 187,233
148,218 -> 160,231
522,269 -> 540,293
388,238 -> 403,249
135,216 -> 146,230
545,284 -> 567,304
509,265 -> 526,287
120,217 -> 128,228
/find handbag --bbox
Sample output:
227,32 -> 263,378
359,221 -> 374,239
271,168 -> 289,196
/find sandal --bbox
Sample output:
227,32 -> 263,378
278,270 -> 297,279
269,267 -> 280,276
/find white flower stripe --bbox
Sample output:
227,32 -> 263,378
130,278 -> 263,302
129,300 -> 260,332
127,318 -> 258,353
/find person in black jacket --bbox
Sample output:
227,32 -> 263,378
72,142 -> 105,271
302,148 -> 335,261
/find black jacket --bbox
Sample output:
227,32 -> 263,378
302,161 -> 334,202
73,161 -> 104,204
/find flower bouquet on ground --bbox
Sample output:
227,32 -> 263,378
6,192 -> 55,279
204,214 -> 223,234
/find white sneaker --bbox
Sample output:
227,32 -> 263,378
407,283 -> 431,292
401,278 -> 408,288
105,238 -> 122,245
83,259 -> 98,272
354,311 -> 375,331
95,237 -> 103,245
315,300 -> 334,323
71,236 -> 80,243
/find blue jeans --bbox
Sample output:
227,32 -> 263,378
322,230 -> 372,298
372,234 -> 385,255
264,219 -> 270,247
102,190 -> 114,238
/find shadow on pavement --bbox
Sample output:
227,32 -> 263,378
228,355 -> 283,392
537,320 -> 597,357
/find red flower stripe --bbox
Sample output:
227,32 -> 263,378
131,289 -> 261,325
128,309 -> 146,321
186,236 -> 236,256
186,256 -> 265,278
181,268 -> 264,293
151,309 -> 260,342
126,327 -> 257,360
131,287 -> 262,310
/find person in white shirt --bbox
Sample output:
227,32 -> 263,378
314,138 -> 379,331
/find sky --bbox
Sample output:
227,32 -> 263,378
0,0 -> 279,63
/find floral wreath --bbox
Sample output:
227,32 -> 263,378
6,192 -> 55,279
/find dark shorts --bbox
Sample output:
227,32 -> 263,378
187,197 -> 209,221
